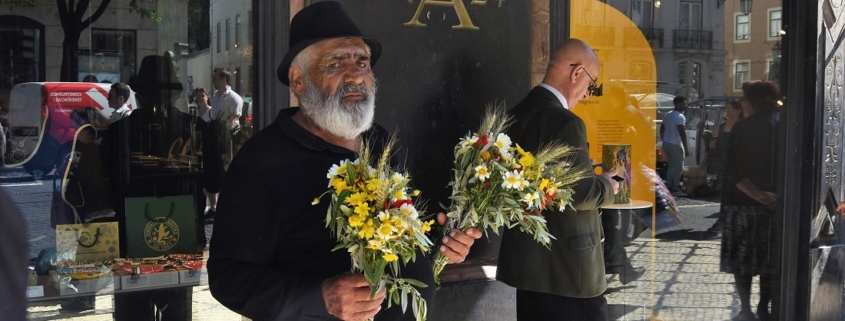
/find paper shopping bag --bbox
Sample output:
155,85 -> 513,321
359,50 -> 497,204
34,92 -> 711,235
125,195 -> 198,257
55,222 -> 120,264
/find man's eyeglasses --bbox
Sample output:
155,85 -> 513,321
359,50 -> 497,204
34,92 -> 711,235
570,63 -> 603,97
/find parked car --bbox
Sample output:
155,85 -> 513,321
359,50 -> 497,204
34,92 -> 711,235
3,82 -> 137,177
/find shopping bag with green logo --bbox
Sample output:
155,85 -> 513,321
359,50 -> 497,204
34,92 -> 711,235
56,222 -> 120,264
125,195 -> 198,257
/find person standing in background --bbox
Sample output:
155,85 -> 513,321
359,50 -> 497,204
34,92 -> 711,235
661,96 -> 690,196
707,99 -> 743,235
210,68 -> 244,132
193,88 -> 212,123
108,82 -> 133,122
721,80 -> 780,321
204,68 -> 243,221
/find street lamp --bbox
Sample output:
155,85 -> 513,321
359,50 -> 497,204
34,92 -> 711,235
740,0 -> 753,15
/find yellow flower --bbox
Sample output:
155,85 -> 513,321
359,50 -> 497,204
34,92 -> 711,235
354,203 -> 370,217
480,150 -> 491,161
330,178 -> 348,194
393,189 -> 407,201
348,214 -> 364,227
413,190 -> 421,196
311,198 -> 320,205
345,192 -> 368,205
383,253 -> 399,262
539,179 -> 550,191
378,223 -> 394,238
422,219 -> 435,232
519,153 -> 535,169
366,178 -> 383,192
393,217 -> 406,235
359,219 -> 376,239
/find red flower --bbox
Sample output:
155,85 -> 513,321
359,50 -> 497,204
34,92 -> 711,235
484,181 -> 491,189
392,199 -> 414,209
475,134 -> 488,148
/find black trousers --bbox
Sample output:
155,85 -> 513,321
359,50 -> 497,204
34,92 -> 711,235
516,289 -> 609,321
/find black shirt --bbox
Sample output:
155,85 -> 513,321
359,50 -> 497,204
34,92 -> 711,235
208,108 -> 435,321
726,111 -> 778,206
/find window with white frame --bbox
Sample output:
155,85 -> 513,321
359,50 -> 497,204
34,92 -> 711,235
735,14 -> 749,41
734,61 -> 750,89
680,1 -> 702,30
769,9 -> 782,39
631,1 -> 654,28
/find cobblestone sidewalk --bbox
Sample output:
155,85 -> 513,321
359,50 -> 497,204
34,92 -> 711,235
605,239 -> 761,321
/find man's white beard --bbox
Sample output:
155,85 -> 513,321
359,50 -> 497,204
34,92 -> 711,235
298,76 -> 377,140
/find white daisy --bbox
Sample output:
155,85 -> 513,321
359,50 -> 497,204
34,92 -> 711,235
475,164 -> 491,182
502,170 -> 525,190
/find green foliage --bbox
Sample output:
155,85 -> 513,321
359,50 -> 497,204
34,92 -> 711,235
129,0 -> 162,21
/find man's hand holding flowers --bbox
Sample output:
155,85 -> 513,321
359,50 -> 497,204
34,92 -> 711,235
436,213 -> 482,263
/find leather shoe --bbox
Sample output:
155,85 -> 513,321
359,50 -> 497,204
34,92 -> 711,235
619,267 -> 646,285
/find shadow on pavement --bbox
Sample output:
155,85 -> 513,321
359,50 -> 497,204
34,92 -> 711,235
608,303 -> 643,321
655,229 -> 720,241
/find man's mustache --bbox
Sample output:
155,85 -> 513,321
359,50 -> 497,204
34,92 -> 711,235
331,83 -> 370,100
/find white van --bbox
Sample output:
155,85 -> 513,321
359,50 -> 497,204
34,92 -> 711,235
3,82 -> 137,176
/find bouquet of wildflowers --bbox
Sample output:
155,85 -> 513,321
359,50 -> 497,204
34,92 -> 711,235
314,137 -> 435,321
432,103 -> 588,285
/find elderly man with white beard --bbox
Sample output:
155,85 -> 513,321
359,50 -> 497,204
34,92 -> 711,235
207,2 -> 481,321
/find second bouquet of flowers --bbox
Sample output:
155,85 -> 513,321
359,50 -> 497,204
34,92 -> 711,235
315,136 -> 435,321
432,103 -> 588,285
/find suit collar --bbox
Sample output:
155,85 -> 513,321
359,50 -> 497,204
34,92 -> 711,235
531,83 -> 569,110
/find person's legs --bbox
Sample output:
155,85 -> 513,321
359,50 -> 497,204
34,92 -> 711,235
757,273 -> 772,321
663,142 -> 684,192
203,188 -> 218,221
516,289 -> 608,321
733,273 -> 754,319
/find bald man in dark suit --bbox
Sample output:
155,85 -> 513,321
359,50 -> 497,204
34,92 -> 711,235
497,39 -> 620,321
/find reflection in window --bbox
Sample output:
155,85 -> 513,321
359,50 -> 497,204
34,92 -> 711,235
629,61 -> 652,81
235,15 -> 241,48
89,29 -> 136,83
678,61 -> 701,95
734,61 -> 750,89
226,18 -> 231,51
769,9 -> 781,38
736,14 -> 750,40
679,1 -> 702,30
0,16 -> 45,90
217,22 -> 221,53
631,0 -> 653,29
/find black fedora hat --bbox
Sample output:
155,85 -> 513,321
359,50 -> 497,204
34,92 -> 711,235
277,1 -> 382,86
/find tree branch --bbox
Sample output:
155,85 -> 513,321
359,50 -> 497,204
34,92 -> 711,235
57,0 -> 69,28
80,0 -> 112,30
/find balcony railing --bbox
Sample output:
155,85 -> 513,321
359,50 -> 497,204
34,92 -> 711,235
625,27 -> 664,48
672,29 -> 713,50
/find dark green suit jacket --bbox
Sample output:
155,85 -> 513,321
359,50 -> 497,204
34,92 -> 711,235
497,86 -> 616,298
